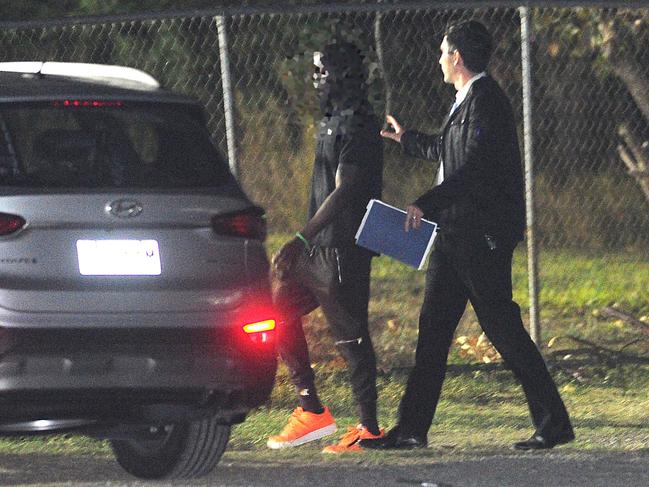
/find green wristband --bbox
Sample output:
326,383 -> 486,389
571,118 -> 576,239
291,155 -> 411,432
295,232 -> 310,248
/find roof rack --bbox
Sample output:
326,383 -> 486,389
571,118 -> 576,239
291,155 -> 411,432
0,62 -> 160,88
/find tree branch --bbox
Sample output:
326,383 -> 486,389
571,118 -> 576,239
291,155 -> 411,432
600,307 -> 649,336
617,125 -> 649,201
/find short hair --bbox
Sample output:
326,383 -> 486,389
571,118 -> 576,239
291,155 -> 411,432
445,20 -> 493,73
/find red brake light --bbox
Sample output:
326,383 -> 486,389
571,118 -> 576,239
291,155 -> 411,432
243,320 -> 276,334
51,100 -> 124,108
0,213 -> 26,235
243,319 -> 276,345
212,207 -> 266,240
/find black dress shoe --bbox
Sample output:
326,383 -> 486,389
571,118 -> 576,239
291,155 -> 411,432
359,426 -> 427,450
514,428 -> 575,451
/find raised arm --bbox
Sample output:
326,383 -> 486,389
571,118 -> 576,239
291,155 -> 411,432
381,114 -> 441,161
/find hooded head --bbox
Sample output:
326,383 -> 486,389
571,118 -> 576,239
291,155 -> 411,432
313,41 -> 370,115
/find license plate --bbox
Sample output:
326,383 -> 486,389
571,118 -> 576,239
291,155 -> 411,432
76,239 -> 162,276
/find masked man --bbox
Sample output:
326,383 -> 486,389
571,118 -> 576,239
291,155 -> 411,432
267,41 -> 384,453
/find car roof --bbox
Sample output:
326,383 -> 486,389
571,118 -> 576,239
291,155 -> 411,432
0,68 -> 200,106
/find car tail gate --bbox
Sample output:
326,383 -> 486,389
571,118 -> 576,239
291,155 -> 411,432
0,194 -> 268,313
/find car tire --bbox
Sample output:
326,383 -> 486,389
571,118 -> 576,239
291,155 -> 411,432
110,416 -> 231,479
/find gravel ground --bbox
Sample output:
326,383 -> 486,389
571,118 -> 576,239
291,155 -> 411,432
1,449 -> 648,487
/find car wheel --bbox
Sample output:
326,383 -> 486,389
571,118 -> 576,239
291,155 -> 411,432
110,416 -> 231,479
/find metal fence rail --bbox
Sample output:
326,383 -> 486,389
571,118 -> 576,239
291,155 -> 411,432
1,1 -> 648,345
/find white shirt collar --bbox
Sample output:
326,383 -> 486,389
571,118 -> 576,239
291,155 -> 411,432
454,72 -> 487,107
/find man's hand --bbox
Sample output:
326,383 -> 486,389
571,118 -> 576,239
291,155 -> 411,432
271,237 -> 305,279
405,204 -> 424,232
380,115 -> 405,143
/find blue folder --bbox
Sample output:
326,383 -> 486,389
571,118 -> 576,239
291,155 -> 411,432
355,199 -> 438,270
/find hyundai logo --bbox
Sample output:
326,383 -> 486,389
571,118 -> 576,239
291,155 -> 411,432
106,199 -> 143,218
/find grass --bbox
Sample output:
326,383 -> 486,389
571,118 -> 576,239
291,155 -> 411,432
0,238 -> 648,458
230,363 -> 649,456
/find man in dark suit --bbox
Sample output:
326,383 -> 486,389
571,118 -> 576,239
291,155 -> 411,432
361,20 -> 574,451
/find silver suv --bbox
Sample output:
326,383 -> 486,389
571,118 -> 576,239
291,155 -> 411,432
0,62 -> 277,480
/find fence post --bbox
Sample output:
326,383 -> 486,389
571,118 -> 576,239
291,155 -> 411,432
216,15 -> 239,180
519,6 -> 541,345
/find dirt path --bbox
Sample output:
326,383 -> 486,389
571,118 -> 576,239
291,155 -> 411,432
0,449 -> 647,486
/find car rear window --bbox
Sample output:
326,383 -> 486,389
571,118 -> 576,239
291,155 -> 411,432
0,101 -> 230,188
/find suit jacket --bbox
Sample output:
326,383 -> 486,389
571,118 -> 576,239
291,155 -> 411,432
401,76 -> 525,242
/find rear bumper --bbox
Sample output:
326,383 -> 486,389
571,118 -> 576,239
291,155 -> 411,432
0,327 -> 276,425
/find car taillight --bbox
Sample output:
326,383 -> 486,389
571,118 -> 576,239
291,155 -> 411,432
243,319 -> 276,345
211,207 -> 266,240
51,100 -> 125,108
0,213 -> 26,235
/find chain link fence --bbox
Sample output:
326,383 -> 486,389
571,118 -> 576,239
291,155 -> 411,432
0,1 -> 647,355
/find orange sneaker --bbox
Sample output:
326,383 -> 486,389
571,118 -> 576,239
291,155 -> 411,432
322,424 -> 384,453
267,407 -> 337,449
